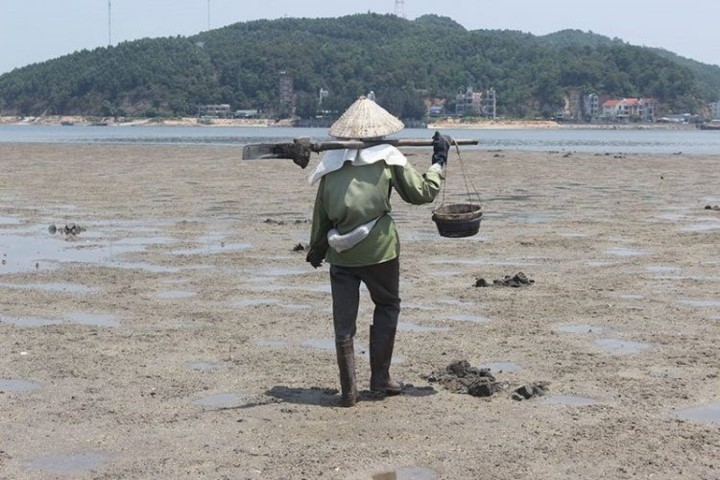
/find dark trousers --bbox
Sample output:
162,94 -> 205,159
329,258 -> 400,339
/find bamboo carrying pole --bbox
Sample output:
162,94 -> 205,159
242,137 -> 479,168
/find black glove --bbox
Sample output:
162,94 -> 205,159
306,248 -> 325,269
431,131 -> 451,166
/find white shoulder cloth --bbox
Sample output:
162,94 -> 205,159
308,144 -> 407,185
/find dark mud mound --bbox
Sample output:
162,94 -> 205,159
292,242 -> 308,252
511,382 -> 549,401
475,271 -> 534,288
423,360 -> 551,401
48,223 -> 85,236
422,360 -> 505,397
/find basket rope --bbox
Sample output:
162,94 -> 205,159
434,137 -> 482,210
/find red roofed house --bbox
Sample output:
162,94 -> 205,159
602,98 -> 655,122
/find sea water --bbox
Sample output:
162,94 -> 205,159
1,125 -> 719,154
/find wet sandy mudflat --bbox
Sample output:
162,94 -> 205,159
1,142 -> 720,479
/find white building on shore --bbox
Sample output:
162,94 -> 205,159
709,101 -> 720,119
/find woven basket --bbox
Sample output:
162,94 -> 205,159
431,203 -> 483,238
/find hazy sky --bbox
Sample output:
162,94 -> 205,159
1,0 -> 718,74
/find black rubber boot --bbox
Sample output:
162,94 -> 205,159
335,336 -> 359,407
369,325 -> 404,395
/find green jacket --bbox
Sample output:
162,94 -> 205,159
310,158 -> 443,267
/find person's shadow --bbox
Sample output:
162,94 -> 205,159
265,384 -> 437,408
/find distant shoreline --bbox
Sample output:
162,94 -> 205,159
0,115 -> 699,131
0,115 -> 279,128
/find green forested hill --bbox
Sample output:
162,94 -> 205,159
0,13 -> 718,119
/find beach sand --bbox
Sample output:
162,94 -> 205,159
1,143 -> 719,479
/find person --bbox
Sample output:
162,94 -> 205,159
305,95 -> 451,407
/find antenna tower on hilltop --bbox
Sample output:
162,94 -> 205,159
394,0 -> 406,19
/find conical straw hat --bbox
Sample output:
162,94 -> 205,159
328,96 -> 404,140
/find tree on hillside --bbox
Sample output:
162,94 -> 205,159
0,14 -> 715,119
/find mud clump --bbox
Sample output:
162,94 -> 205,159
292,242 -> 308,252
264,218 -> 310,225
475,271 -> 534,288
424,360 -> 551,401
48,223 -> 86,236
422,360 -> 505,397
511,382 -> 549,401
